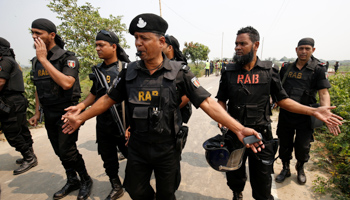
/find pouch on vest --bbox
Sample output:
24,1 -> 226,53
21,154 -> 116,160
132,107 -> 149,132
245,104 -> 258,125
176,126 -> 189,152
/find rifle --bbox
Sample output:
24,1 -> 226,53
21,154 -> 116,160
38,105 -> 44,123
91,66 -> 125,136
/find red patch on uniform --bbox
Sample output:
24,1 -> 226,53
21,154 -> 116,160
0,66 -> 2,71
67,60 -> 76,68
191,77 -> 201,88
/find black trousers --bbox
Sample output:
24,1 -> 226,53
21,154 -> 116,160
124,136 -> 180,200
205,69 -> 210,77
277,110 -> 314,163
0,94 -> 33,153
43,104 -> 87,173
277,124 -> 313,163
96,115 -> 128,179
226,148 -> 273,200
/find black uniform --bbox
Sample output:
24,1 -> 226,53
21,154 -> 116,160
277,57 -> 330,163
31,45 -> 87,174
107,55 -> 210,200
216,58 -> 288,200
90,61 -> 128,179
0,55 -> 32,154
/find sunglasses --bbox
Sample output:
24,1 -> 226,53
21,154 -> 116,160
98,30 -> 112,38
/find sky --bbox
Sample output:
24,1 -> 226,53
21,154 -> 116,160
1,0 -> 349,66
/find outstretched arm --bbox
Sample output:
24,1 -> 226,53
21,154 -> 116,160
277,98 -> 343,127
62,94 -> 116,134
200,97 -> 264,153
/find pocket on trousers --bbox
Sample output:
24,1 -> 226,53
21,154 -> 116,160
1,116 -> 20,132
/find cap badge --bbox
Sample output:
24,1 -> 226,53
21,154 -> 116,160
137,18 -> 147,28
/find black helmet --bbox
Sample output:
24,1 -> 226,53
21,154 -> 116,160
203,128 -> 246,172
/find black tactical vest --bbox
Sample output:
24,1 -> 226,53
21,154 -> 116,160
223,61 -> 274,126
0,56 -> 24,94
280,59 -> 319,105
31,50 -> 81,106
125,61 -> 183,143
91,61 -> 127,100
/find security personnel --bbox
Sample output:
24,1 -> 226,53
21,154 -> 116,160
64,30 -> 130,200
27,18 -> 92,200
216,27 -> 342,200
62,13 -> 266,200
0,37 -> 38,175
163,34 -> 191,124
275,38 -> 337,185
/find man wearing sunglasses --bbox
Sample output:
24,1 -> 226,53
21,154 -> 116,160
64,30 -> 130,200
28,18 -> 92,200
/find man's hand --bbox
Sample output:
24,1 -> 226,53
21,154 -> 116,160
234,127 -> 265,153
326,124 -> 341,136
313,106 -> 343,126
62,105 -> 82,123
125,126 -> 131,146
28,113 -> 40,127
61,114 -> 83,134
34,37 -> 48,62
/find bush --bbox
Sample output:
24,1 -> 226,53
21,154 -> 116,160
313,72 -> 350,199
188,62 -> 205,77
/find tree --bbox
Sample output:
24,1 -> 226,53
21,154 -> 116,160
47,0 -> 129,75
182,42 -> 210,67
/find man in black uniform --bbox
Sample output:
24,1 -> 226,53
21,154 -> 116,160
64,30 -> 130,200
27,18 -> 92,200
62,14 -> 267,200
0,37 -> 38,175
275,38 -> 339,185
216,27 -> 342,200
163,34 -> 191,124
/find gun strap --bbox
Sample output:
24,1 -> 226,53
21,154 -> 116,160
118,61 -> 126,130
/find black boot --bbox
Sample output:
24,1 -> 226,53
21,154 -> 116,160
105,177 -> 124,200
16,147 -> 35,164
77,171 -> 93,200
296,161 -> 306,185
13,149 -> 38,175
275,161 -> 291,183
233,191 -> 243,200
53,170 -> 81,199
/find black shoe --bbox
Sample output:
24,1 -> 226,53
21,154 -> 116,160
275,161 -> 291,183
105,177 -> 124,200
77,175 -> 93,200
16,147 -> 35,164
233,191 -> 243,200
296,161 -> 306,185
13,149 -> 38,175
53,172 -> 80,200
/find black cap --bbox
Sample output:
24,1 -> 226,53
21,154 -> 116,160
298,38 -> 315,47
129,13 -> 168,35
0,37 -> 10,48
31,18 -> 65,48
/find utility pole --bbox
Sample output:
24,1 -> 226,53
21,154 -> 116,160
221,32 -> 224,60
159,0 -> 162,17
260,37 -> 264,59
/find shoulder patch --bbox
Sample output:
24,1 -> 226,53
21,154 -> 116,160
0,65 -> 2,71
191,77 -> 201,88
67,60 -> 76,68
